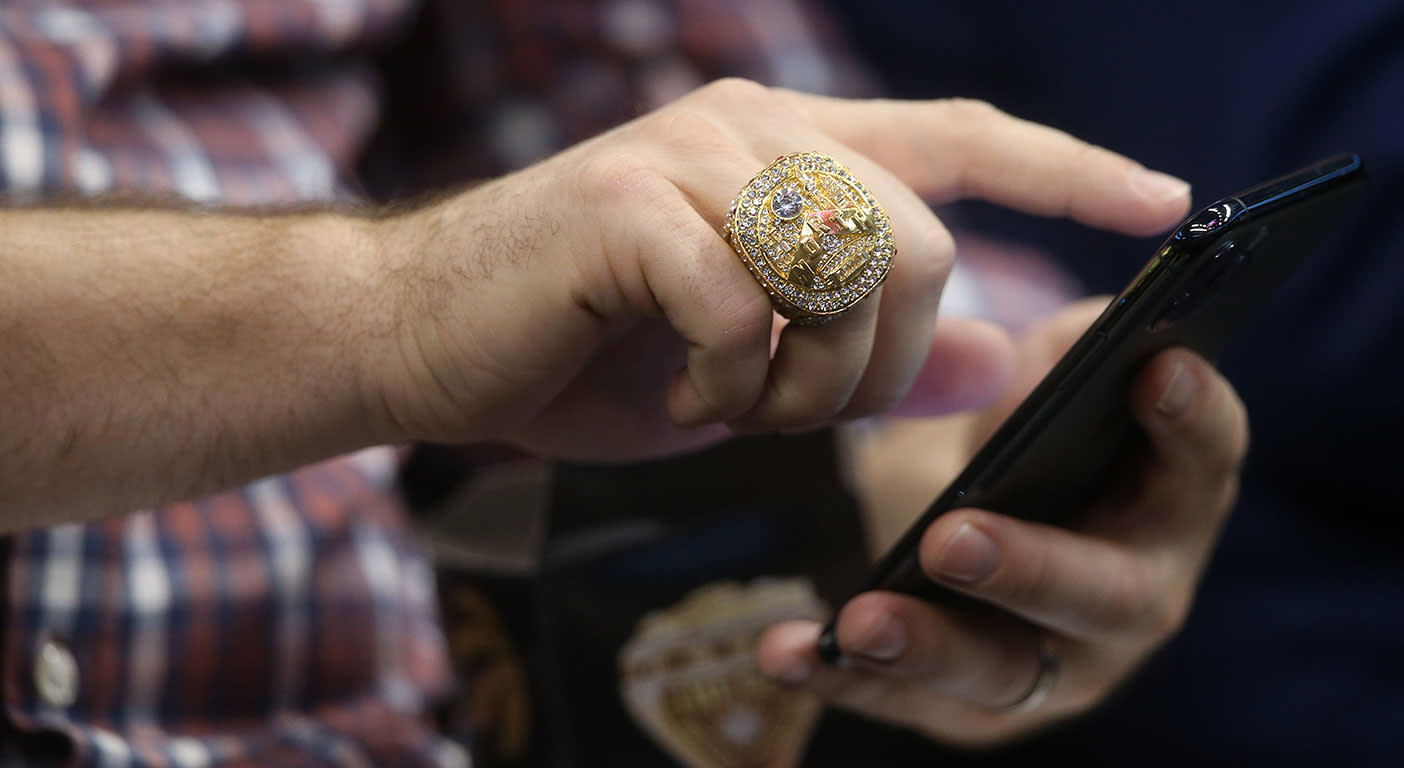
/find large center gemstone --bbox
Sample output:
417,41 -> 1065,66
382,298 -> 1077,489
771,186 -> 803,220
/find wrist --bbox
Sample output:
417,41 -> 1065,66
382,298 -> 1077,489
357,174 -> 605,451
289,210 -> 413,448
354,195 -> 497,446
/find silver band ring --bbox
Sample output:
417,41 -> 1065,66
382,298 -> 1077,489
990,635 -> 1059,714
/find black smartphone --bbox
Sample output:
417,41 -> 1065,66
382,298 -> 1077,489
817,154 -> 1367,663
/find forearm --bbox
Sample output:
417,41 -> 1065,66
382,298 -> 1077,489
0,204 -> 400,530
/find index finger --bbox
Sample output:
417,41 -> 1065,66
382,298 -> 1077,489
781,92 -> 1192,236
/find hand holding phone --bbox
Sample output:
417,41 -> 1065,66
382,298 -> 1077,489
818,154 -> 1366,660
754,155 -> 1365,741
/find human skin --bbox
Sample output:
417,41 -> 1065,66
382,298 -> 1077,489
757,298 -> 1248,744
0,80 -> 1193,523
0,79 -> 1235,743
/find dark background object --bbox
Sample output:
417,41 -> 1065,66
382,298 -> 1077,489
421,431 -> 882,767
823,0 -> 1404,763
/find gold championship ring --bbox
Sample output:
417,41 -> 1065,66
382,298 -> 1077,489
723,152 -> 896,324
619,579 -> 828,768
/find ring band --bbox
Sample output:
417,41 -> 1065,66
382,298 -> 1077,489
990,636 -> 1060,714
723,152 -> 895,324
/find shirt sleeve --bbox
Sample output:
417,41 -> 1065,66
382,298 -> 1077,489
0,0 -> 413,204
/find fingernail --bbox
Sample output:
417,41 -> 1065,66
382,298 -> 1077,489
855,615 -> 908,662
1133,168 -> 1192,204
769,655 -> 814,684
1155,361 -> 1198,417
937,523 -> 1000,583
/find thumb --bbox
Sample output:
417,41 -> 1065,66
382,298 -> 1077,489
969,295 -> 1112,440
887,316 -> 1016,418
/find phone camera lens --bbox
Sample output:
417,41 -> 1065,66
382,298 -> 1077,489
1179,199 -> 1245,239
1199,240 -> 1243,291
1152,240 -> 1245,329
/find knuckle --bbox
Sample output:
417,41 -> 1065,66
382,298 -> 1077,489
762,385 -> 847,431
841,370 -> 912,422
709,283 -> 774,348
937,97 -> 1004,133
1130,555 -> 1194,639
844,385 -> 906,421
906,220 -> 956,287
1203,442 -> 1245,480
1074,139 -> 1120,172
1096,561 -> 1162,632
930,98 -> 1016,200
1209,472 -> 1244,527
986,539 -> 1058,609
647,108 -> 736,157
699,77 -> 773,107
1225,392 -> 1252,469
573,149 -> 671,206
1199,388 -> 1251,478
1145,587 -> 1193,640
755,356 -> 869,430
693,77 -> 808,129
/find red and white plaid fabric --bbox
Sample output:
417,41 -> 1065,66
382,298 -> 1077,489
0,1 -> 456,765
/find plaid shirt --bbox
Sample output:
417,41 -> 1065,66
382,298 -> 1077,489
1,1 -> 1073,765
0,1 -> 899,766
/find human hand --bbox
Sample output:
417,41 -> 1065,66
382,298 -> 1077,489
366,80 -> 1192,460
755,298 -> 1250,745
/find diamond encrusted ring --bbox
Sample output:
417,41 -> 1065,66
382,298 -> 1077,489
722,152 -> 896,325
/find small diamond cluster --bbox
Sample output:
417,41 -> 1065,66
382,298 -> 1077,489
723,152 -> 895,322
